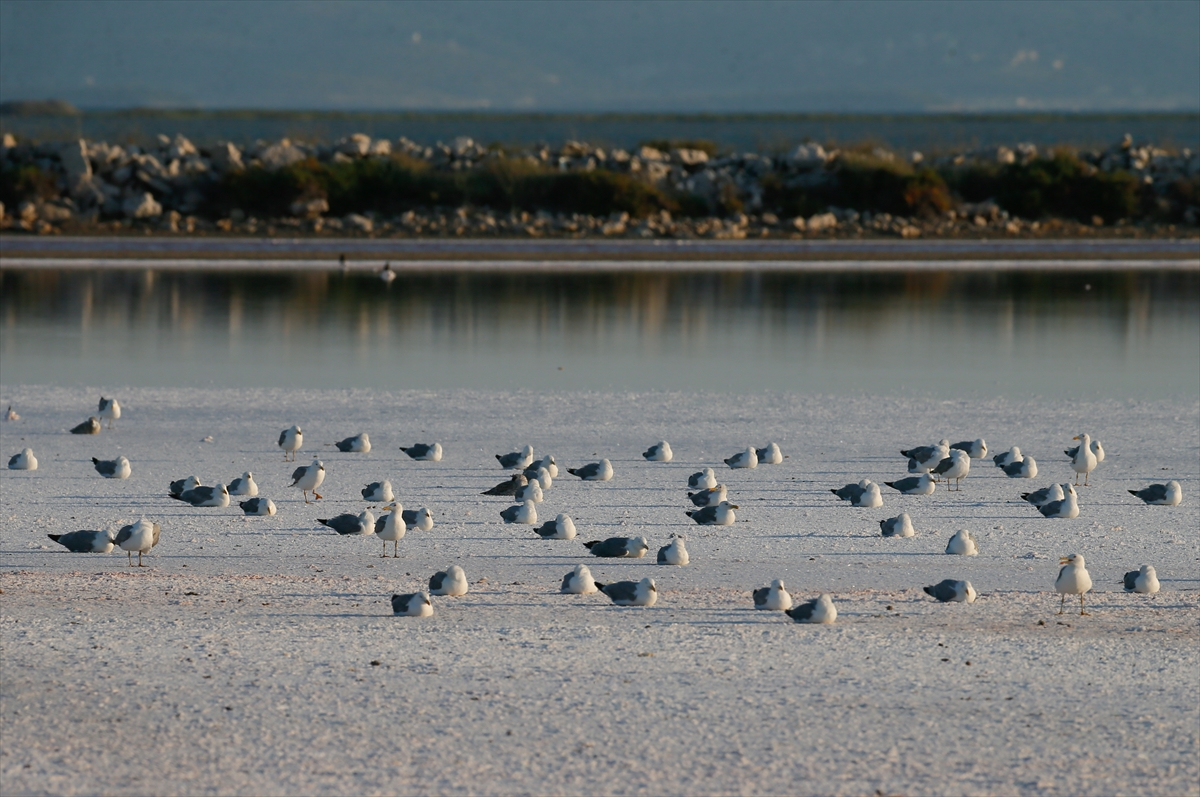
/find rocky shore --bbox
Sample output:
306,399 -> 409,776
2,131 -> 1197,240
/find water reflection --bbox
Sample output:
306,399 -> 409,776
1,268 -> 1197,397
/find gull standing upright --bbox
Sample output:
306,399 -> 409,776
98,397 -> 121,429
278,425 -> 303,461
931,449 -> 971,490
1055,553 -> 1093,615
375,504 -> 406,556
114,519 -> 160,567
1069,433 -> 1098,486
290,459 -> 325,503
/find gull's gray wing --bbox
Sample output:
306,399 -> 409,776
600,581 -> 638,603
687,506 -> 718,524
785,599 -> 818,622
923,580 -> 959,602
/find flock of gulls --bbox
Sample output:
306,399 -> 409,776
7,397 -> 1185,621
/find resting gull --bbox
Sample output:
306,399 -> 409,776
239,497 -> 277,516
657,534 -> 689,566
924,579 -> 977,603
595,577 -> 657,606
688,484 -> 728,507
879,512 -> 915,538
950,438 -> 988,459
686,501 -> 738,526
756,442 -> 784,465
584,536 -> 648,558
688,467 -> 718,490
753,579 -> 793,611
533,513 -> 576,540
500,500 -> 538,525
945,529 -> 979,556
318,509 -> 376,536
1055,553 -> 1092,615
92,456 -> 131,480
362,480 -> 394,503
1069,433 -> 1098,485
931,449 -> 971,490
429,565 -> 469,596
643,441 -> 673,462
1022,483 -> 1065,506
71,417 -> 101,435
561,564 -> 598,594
228,472 -> 258,497
993,446 -> 1021,468
8,448 -> 37,470
170,483 -> 230,508
1122,565 -> 1160,594
514,480 -> 544,503
497,445 -> 535,470
1001,456 -> 1038,479
901,440 -> 950,473
114,519 -> 160,567
289,459 -> 325,503
1129,480 -> 1181,506
483,474 -> 527,496
884,473 -> 935,496
98,396 -> 121,429
168,476 -> 201,498
1038,484 -> 1079,519
5,405 -> 18,421
374,504 -> 406,556
786,594 -> 837,624
724,446 -> 758,469
334,433 -> 371,453
391,591 -> 433,617
278,425 -> 303,461
568,458 -> 613,481
831,480 -> 883,508
1065,437 -> 1105,463
402,507 -> 434,531
48,530 -> 114,553
401,443 -> 443,462
528,455 -> 558,478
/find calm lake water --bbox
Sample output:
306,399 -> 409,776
1,265 -> 1197,399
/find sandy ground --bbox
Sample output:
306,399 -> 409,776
1,387 -> 1197,796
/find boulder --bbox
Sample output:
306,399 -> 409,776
638,146 -> 666,162
337,134 -> 371,157
672,148 -> 709,167
344,213 -> 373,232
790,144 -> 828,169
122,192 -> 162,219
368,139 -> 392,156
290,197 -> 329,218
39,202 -> 73,222
210,142 -> 244,172
790,216 -> 807,231
806,212 -> 838,232
57,139 -> 92,192
168,134 -> 197,160
259,139 -> 307,170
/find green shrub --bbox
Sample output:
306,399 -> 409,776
514,170 -> 674,217
0,164 -> 58,207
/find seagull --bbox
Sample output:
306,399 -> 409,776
950,438 -> 988,459
496,445 -> 534,470
318,509 -> 376,536
831,480 -> 883,508
98,397 -> 121,429
401,507 -> 434,531
289,459 -> 325,503
361,480 -> 394,502
71,417 -> 101,435
514,480 -> 543,503
528,454 -> 558,478
429,565 -> 469,596
993,446 -> 1021,468
8,448 -> 37,470
47,530 -> 114,553
945,529 -> 978,556
92,456 -> 131,480
379,262 -> 396,283
1129,480 -> 1181,506
170,483 -> 230,508
756,442 -> 784,465
333,433 -> 371,453
884,473 -> 935,496
278,425 -> 303,461
561,564 -> 598,594
688,467 -> 717,490
1056,553 -> 1093,615
391,591 -> 433,617
533,514 -> 576,540
1065,437 -> 1105,463
923,579 -> 977,603
657,535 -> 689,566
239,498 -> 277,516
482,474 -> 527,496
1001,456 -> 1038,479
931,450 -> 971,490
1069,434 -> 1098,485
568,459 -> 613,481
724,446 -> 758,469
753,579 -> 793,611
686,501 -> 738,526
643,441 -> 673,462
688,484 -> 728,507
5,405 -> 18,421
375,504 -> 406,556
401,443 -> 443,461
1021,483 -> 1065,506
1038,484 -> 1079,518
531,466 -> 552,490
228,472 -> 258,497
1122,565 -> 1159,594
168,476 -> 201,498
595,577 -> 657,606
879,513 -> 915,538
785,594 -> 837,624
114,519 -> 160,567
584,536 -> 648,558
901,439 -> 950,473
500,500 -> 538,525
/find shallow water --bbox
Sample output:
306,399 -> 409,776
2,265 -> 1196,398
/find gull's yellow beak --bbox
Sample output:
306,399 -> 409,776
1060,556 -> 1071,564
381,503 -> 395,512
1073,435 -> 1081,440
731,504 -> 740,509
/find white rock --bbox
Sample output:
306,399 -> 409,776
638,146 -> 667,162
210,142 -> 244,172
168,135 -> 197,160
344,213 -> 373,232
290,197 -> 329,218
337,134 -> 371,157
258,139 -> 307,170
368,139 -> 392,156
806,212 -> 838,232
122,192 -> 162,219
672,148 -> 709,166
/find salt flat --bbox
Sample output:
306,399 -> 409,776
1,387 -> 1197,796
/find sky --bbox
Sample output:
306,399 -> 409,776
1,0 -> 1197,112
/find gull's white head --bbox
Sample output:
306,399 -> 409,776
1060,553 -> 1085,568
